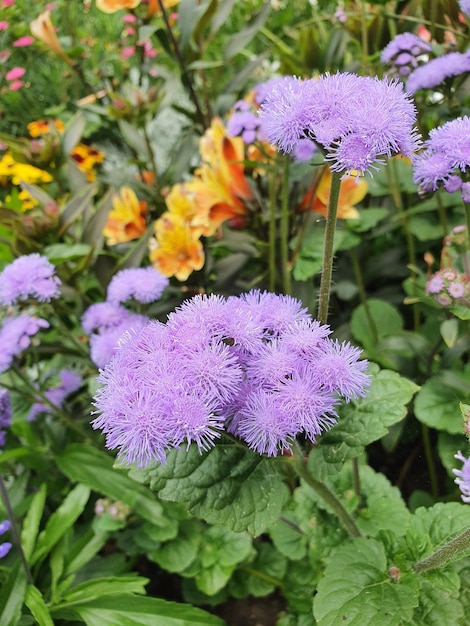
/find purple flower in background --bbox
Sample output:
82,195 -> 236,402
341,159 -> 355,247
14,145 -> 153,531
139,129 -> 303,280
0,520 -> 10,535
425,268 -> 469,306
406,50 -> 470,94
89,315 -> 148,369
81,302 -> 133,334
259,72 -> 420,177
293,138 -> 317,162
106,267 -> 169,305
0,542 -> 12,559
0,315 -> 49,374
381,32 -> 431,65
459,0 -> 470,16
227,100 -> 263,144
92,291 -> 371,466
0,389 -> 11,447
0,254 -> 61,305
27,370 -> 82,421
454,451 -> 470,502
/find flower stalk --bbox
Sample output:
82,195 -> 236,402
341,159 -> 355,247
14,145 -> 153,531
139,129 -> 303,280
413,526 -> 470,573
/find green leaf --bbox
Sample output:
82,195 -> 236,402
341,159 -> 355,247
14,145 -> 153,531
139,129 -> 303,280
64,530 -> 109,577
129,444 -> 290,536
437,432 -> 466,479
210,0 -> 236,35
347,208 -> 389,233
118,121 -> 147,158
308,364 -> 419,477
81,188 -> 113,247
62,112 -> 86,155
24,585 -> 54,626
440,319 -> 459,348
313,538 -> 419,625
57,184 -> 97,236
53,594 -> 225,625
21,482 -> 47,561
351,299 -> 403,352
31,484 -> 90,565
0,562 -> 27,626
408,216 -> 444,242
19,181 -> 56,208
149,519 -> 201,574
410,580 -> 463,626
62,576 -> 148,605
43,242 -> 92,262
410,502 -> 470,551
223,2 -> 270,60
414,373 -> 470,434
269,514 -> 308,561
56,444 -> 173,528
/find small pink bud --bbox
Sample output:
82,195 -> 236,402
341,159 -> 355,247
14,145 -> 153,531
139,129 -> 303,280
6,66 -> 26,81
9,80 -> 24,91
13,35 -> 35,47
0,21 -> 9,30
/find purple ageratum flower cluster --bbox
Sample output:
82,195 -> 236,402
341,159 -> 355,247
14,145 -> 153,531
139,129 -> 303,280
454,451 -> 470,503
92,291 -> 371,467
407,50 -> 470,94
426,268 -> 470,307
106,267 -> 169,305
460,0 -> 470,16
413,116 -> 470,199
0,519 -> 12,559
227,100 -> 264,144
0,389 -> 12,448
381,32 -> 432,78
81,302 -> 149,369
0,315 -> 49,374
27,370 -> 82,421
258,72 -> 420,177
0,254 -> 61,305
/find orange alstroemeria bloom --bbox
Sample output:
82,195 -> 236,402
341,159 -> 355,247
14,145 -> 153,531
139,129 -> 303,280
149,212 -> 204,281
96,0 -> 141,13
27,119 -> 65,138
300,167 -> 368,220
30,10 -> 72,64
146,0 -> 180,18
103,186 -> 147,246
165,183 -> 210,237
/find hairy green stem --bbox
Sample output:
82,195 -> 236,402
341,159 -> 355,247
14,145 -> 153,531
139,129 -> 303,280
280,156 -> 291,295
464,202 -> 470,277
268,169 -> 277,292
0,475 -> 33,585
421,423 -> 439,500
317,170 -> 341,324
291,443 -> 361,539
414,526 -> 470,573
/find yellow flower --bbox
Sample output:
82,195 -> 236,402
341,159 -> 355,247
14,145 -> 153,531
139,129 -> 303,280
0,152 -> 53,186
149,212 -> 204,281
27,119 -> 65,138
70,143 -> 105,182
18,189 -> 39,211
103,186 -> 148,246
95,0 -> 141,13
300,167 -> 368,220
165,183 -> 210,237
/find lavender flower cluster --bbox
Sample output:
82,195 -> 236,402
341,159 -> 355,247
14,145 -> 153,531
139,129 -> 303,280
0,253 -> 61,305
27,369 -> 82,422
426,268 -> 469,307
0,389 -> 12,448
0,520 -> 11,559
258,72 -> 420,177
92,291 -> 371,468
454,451 -> 470,503
406,50 -> 470,95
381,32 -> 431,78
0,315 -> 49,374
413,116 -> 470,200
81,267 -> 168,369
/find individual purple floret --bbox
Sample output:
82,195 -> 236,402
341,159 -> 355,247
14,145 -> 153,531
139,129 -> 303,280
258,72 -> 420,177
106,267 -> 169,305
0,315 -> 49,374
454,451 -> 470,503
413,116 -> 470,200
27,369 -> 82,421
407,50 -> 470,94
92,291 -> 371,466
0,254 -> 61,305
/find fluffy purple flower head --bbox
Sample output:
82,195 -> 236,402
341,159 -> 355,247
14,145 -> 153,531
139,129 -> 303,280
0,315 -> 49,374
259,72 -> 420,176
0,254 -> 61,305
407,51 -> 470,94
454,451 -> 470,503
27,369 -> 82,421
92,291 -> 371,466
106,267 -> 169,305
381,32 -> 431,65
459,0 -> 470,16
81,302 -> 134,334
89,314 -> 149,369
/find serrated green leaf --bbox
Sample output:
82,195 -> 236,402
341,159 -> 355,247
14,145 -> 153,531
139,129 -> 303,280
56,444 -> 171,527
31,484 -> 90,565
24,585 -> 54,626
53,593 -> 225,625
410,502 -> 470,550
313,538 -> 419,625
269,514 -> 308,561
410,580 -> 464,626
129,444 -> 289,536
414,374 -> 470,434
21,482 -> 47,561
308,364 -> 419,477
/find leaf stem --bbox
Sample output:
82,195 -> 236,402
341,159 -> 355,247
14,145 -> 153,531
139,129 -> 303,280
413,526 -> 470,573
317,169 -> 341,324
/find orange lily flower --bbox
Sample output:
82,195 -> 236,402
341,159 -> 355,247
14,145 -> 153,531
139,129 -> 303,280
95,0 -> 141,13
149,212 -> 204,281
103,186 -> 147,246
146,0 -> 180,18
30,10 -> 73,65
165,183 -> 210,237
300,167 -> 368,219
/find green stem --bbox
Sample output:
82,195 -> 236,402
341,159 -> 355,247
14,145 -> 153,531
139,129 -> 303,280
421,423 -> 439,500
436,190 -> 448,235
268,169 -> 277,292
360,0 -> 369,72
142,123 -> 160,192
290,442 -> 361,539
414,526 -> 470,573
464,202 -> 470,277
317,169 -> 341,325
0,475 -> 33,585
280,156 -> 291,295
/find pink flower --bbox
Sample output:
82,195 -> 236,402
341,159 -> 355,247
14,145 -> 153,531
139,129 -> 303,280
143,39 -> 157,58
0,21 -> 9,30
6,66 -> 26,81
123,26 -> 136,36
122,14 -> 137,22
13,35 -> 35,47
121,45 -> 135,60
1,0 -> 15,7
0,51 -> 10,61
9,80 -> 24,91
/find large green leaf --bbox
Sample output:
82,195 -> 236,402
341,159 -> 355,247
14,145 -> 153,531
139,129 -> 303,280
24,585 -> 54,626
351,299 -> 403,352
53,594 -> 225,626
308,364 -> 419,478
0,562 -> 27,626
414,372 -> 470,435
223,2 -> 270,60
313,538 -> 419,625
129,444 -> 290,536
21,482 -> 47,561
409,580 -> 464,626
61,576 -> 148,605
